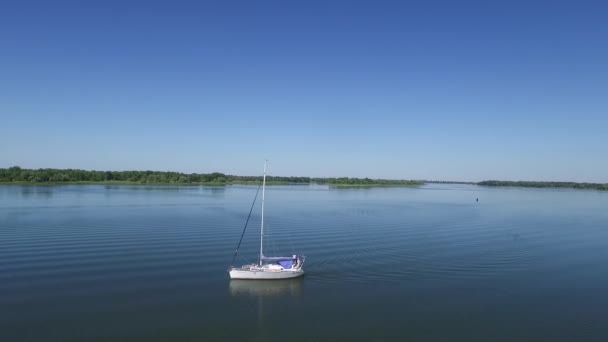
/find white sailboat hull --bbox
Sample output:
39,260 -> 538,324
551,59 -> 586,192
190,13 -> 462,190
229,268 -> 304,280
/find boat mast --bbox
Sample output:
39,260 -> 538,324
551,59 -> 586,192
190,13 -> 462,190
259,160 -> 267,266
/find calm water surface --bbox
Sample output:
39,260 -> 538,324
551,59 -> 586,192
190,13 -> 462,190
2,184 -> 608,341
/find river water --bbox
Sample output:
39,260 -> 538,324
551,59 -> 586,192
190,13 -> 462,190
2,184 -> 608,341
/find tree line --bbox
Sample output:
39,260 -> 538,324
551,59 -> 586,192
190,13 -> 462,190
478,180 -> 608,191
0,167 -> 422,186
5,167 -> 603,190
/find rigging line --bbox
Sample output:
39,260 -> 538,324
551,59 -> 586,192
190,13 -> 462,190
230,182 -> 262,266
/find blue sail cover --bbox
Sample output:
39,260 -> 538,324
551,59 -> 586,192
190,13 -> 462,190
262,255 -> 298,268
278,260 -> 293,269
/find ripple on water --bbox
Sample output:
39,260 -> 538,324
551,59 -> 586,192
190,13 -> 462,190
302,216 -> 538,285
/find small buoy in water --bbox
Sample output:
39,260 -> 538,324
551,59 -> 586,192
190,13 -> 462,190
476,198 -> 479,202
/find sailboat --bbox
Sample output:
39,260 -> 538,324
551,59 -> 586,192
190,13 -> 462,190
228,161 -> 305,280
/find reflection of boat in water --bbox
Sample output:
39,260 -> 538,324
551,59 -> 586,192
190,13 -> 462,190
229,279 -> 303,297
230,278 -> 303,341
229,161 -> 305,280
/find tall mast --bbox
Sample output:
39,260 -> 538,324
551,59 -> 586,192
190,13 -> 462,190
259,160 -> 267,266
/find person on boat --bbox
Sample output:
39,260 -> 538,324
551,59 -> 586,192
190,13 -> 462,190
292,255 -> 300,268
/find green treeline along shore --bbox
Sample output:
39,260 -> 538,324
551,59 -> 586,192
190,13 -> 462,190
1,167 -> 607,190
0,167 -> 421,187
477,180 -> 608,191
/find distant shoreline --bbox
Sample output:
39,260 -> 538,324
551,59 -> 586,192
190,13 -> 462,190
1,167 -> 606,191
0,167 -> 422,187
0,180 -> 422,188
477,180 -> 608,191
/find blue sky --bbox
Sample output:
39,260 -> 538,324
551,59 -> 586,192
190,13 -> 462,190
1,1 -> 607,182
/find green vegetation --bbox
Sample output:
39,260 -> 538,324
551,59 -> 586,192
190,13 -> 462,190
425,180 -> 477,185
312,177 -> 421,187
0,167 -> 422,187
478,180 -> 608,191
7,167 -> 604,190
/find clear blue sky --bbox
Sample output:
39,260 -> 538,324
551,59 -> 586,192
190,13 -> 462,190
1,1 -> 607,182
